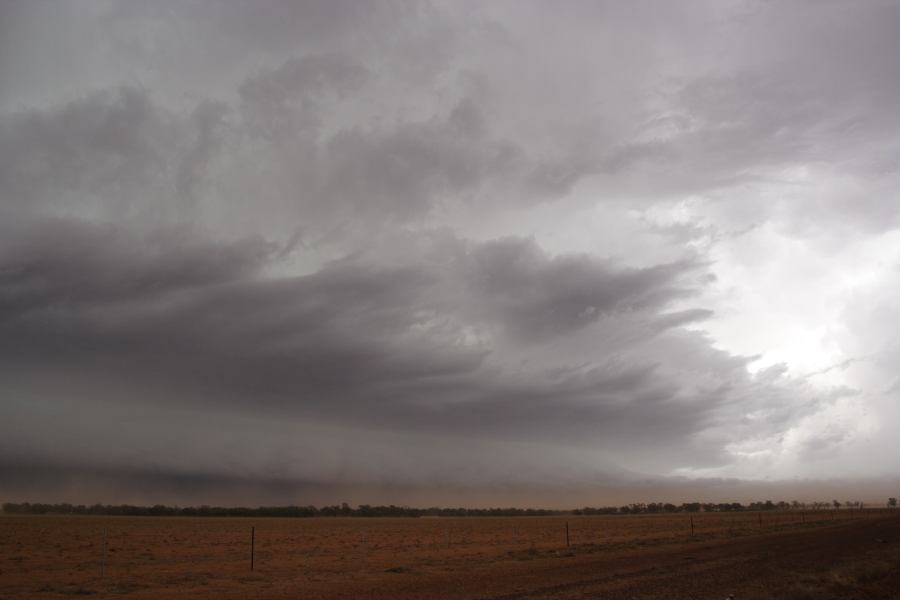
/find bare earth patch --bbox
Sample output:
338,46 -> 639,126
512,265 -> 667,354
2,511 -> 899,599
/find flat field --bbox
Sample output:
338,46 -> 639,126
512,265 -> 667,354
2,510 -> 899,599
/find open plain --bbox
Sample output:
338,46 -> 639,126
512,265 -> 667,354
3,510 -> 900,599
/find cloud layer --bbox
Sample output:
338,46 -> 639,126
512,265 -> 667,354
2,0 -> 900,504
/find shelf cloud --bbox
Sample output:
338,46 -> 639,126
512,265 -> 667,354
2,0 -> 900,505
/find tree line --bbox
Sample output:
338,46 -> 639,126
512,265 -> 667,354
2,498 -> 896,518
0,502 -> 559,518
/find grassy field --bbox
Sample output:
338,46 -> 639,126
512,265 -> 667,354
1,510 -> 897,599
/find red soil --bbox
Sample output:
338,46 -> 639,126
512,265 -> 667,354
2,510 -> 898,599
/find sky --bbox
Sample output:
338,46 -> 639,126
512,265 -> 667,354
2,0 -> 900,507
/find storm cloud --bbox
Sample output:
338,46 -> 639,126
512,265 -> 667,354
2,0 -> 899,505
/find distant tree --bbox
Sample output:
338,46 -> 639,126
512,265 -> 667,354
832,500 -> 842,509
888,497 -> 897,508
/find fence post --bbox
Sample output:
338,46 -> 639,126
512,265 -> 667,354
758,513 -> 762,531
100,528 -> 107,577
250,526 -> 255,571
690,517 -> 694,537
566,521 -> 570,548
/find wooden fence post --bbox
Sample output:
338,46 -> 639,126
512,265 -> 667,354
101,528 -> 107,577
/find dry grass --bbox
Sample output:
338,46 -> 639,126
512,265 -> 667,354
787,547 -> 900,599
0,510 -> 893,599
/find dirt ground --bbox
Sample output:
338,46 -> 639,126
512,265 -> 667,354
2,510 -> 899,599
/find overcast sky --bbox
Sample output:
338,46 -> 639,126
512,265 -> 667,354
2,0 -> 900,506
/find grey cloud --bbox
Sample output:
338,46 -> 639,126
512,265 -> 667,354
0,217 -> 832,491
556,1 -> 900,239
175,100 -> 230,203
317,106 -> 522,222
0,221 -> 484,411
0,217 -> 273,320
239,54 -> 367,140
0,87 -> 171,210
602,140 -> 676,175
107,0 -> 386,57
461,237 -> 702,341
651,309 -> 714,332
0,214 -> 827,481
3,0 -> 892,502
231,59 -> 592,233
0,461 -> 339,507
0,57 -> 595,249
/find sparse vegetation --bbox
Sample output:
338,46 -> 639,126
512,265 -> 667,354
3,498 -> 888,518
2,510 -> 898,599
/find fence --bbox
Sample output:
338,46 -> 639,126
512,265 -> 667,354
1,509 -> 895,597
